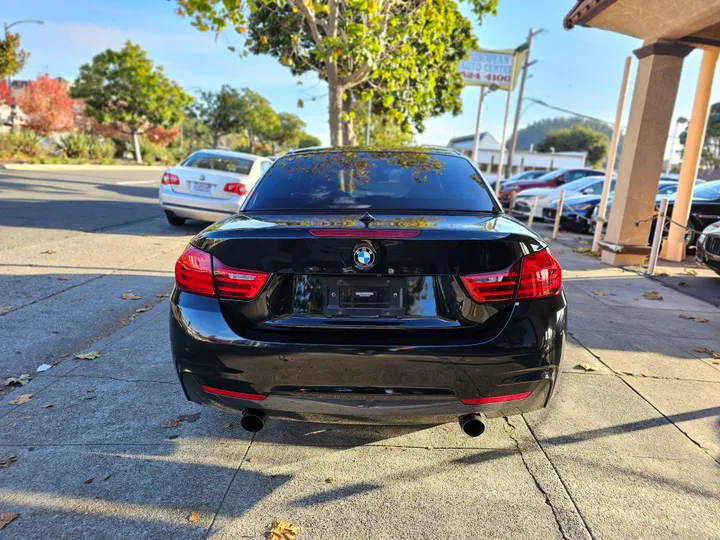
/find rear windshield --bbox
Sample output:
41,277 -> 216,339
244,151 -> 497,212
183,152 -> 253,175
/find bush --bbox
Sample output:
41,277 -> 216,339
137,138 -> 175,164
59,132 -> 115,160
0,130 -> 42,159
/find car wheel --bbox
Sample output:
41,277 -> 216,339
166,213 -> 186,226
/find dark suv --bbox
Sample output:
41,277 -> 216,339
499,168 -> 602,206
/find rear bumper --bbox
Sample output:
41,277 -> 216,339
170,292 -> 568,424
158,186 -> 240,222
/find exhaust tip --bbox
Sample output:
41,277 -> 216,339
459,414 -> 486,437
240,410 -> 267,433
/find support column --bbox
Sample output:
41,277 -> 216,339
601,41 -> 692,266
661,48 -> 719,261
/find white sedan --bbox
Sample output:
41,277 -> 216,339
158,149 -> 273,225
512,175 -> 613,221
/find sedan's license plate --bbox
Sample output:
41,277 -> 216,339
191,182 -> 213,194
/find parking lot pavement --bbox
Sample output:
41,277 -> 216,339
1,239 -> 719,538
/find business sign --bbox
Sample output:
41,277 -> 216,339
458,48 -> 525,91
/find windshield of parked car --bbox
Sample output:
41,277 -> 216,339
244,151 -> 498,212
693,181 -> 720,200
183,153 -> 253,175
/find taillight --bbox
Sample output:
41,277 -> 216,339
174,245 -> 269,300
461,392 -> 531,405
460,263 -> 520,302
162,172 -> 180,185
517,248 -> 562,300
460,248 -> 561,303
175,245 -> 214,296
213,259 -> 268,300
224,183 -> 248,196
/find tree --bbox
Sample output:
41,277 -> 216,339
70,41 -> 192,162
297,134 -> 322,148
0,31 -> 29,78
537,125 -> 609,167
175,0 -> 498,146
352,100 -> 414,146
268,112 -> 306,152
16,74 -> 74,136
236,88 -> 280,150
0,80 -> 11,105
513,116 -> 614,152
680,104 -> 720,170
189,85 -> 246,148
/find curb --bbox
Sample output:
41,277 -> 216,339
0,164 -> 169,171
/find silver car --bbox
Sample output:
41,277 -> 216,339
158,149 -> 273,225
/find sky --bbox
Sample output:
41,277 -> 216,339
5,0 -> 717,163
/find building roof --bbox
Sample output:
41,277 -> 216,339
564,0 -> 720,47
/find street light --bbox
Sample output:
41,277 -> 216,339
4,20 -> 47,32
523,97 -> 615,127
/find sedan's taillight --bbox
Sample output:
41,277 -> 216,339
174,245 -> 268,300
461,248 -> 561,303
224,183 -> 248,196
162,172 -> 180,185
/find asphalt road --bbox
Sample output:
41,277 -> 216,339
0,168 -> 204,390
1,169 -> 718,539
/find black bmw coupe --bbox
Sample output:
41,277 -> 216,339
170,148 -> 567,437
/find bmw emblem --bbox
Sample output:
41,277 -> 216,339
199,174 -> 205,181
353,244 -> 376,270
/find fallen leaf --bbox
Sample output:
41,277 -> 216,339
577,239 -> 589,245
0,511 -> 19,530
177,413 -> 201,423
103,474 -> 112,481
168,434 -> 178,440
120,293 -> 141,300
36,363 -> 52,372
696,347 -> 714,354
134,306 -> 151,314
40,249 -> 56,254
679,313 -> 691,319
678,281 -> 689,287
9,394 -> 32,405
75,351 -> 100,360
694,317 -> 708,323
84,477 -> 94,484
58,276 -> 72,281
84,395 -> 96,401
268,520 -> 300,540
87,387 -> 96,393
248,457 -> 257,463
43,404 -> 55,409
156,293 -> 170,299
684,268 -> 698,276
712,353 -> 720,360
656,272 -> 669,277
164,419 -> 181,428
575,363 -> 598,372
325,476 -> 335,483
188,511 -> 200,523
3,374 -> 31,386
0,456 -> 17,468
223,422 -> 233,429
642,291 -> 663,300
591,290 -> 606,296
60,353 -> 69,358
0,306 -> 12,315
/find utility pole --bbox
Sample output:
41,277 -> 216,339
506,27 -> 543,178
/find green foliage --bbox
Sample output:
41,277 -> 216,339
0,31 -> 29,78
0,130 -> 41,159
137,138 -> 176,164
537,125 -> 610,167
174,0 -> 498,145
236,88 -> 280,145
680,104 -> 720,170
70,41 -> 192,161
514,117 -> 615,152
268,112 -> 306,151
189,85 -> 246,147
352,99 -> 414,147
297,134 -> 322,148
59,132 -> 115,160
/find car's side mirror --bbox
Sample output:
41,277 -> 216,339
582,187 -> 594,194
557,177 -> 566,184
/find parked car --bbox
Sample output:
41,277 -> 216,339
696,220 -> 720,275
545,180 -> 679,234
170,147 -> 566,436
498,168 -> 602,206
512,175 -> 612,221
487,169 -> 547,191
158,149 -> 273,225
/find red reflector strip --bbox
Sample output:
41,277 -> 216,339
461,392 -> 531,405
201,386 -> 266,401
309,229 -> 419,238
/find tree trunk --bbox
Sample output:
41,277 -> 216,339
212,129 -> 219,149
132,130 -> 142,163
328,79 -> 344,147
342,92 -> 357,147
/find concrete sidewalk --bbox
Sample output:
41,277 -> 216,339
0,244 -> 718,539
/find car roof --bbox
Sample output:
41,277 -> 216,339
190,149 -> 267,161
284,146 -> 465,158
